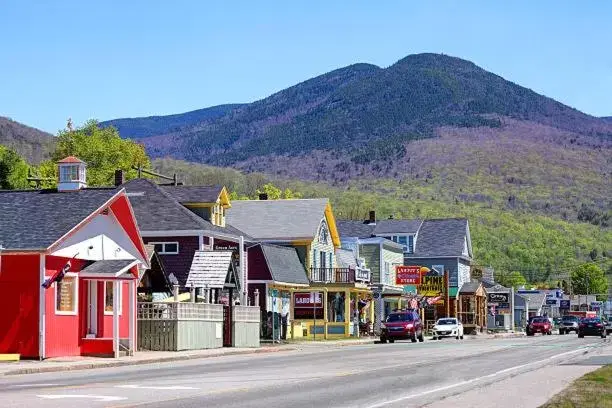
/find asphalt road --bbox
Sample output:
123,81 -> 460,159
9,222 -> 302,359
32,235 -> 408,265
0,334 -> 609,408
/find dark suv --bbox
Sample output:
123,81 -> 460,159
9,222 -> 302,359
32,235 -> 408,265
559,315 -> 580,335
380,310 -> 424,343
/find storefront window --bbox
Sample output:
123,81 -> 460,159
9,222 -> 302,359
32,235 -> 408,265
104,281 -> 122,315
55,276 -> 77,314
328,292 -> 346,322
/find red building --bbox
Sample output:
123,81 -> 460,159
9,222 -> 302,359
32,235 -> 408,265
0,157 -> 148,359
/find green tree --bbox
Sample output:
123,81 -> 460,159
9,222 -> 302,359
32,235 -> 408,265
570,263 -> 608,300
49,119 -> 151,187
500,271 -> 527,288
254,183 -> 303,200
0,146 -> 29,189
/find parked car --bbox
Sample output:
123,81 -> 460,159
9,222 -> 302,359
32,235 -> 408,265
526,317 -> 552,336
559,315 -> 580,335
604,318 -> 612,335
380,310 -> 424,344
578,318 -> 607,339
432,317 -> 464,340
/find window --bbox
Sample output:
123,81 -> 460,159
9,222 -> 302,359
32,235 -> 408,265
104,281 -> 122,315
55,275 -> 78,314
380,235 -> 413,254
384,262 -> 390,285
151,242 -> 179,255
432,265 -> 445,276
60,165 -> 80,182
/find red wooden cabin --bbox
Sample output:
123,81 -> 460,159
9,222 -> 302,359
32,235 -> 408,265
0,157 -> 148,359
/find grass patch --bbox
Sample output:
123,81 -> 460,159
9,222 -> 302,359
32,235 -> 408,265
540,365 -> 612,408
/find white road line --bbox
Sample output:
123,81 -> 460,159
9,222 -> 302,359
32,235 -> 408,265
37,395 -> 127,402
10,383 -> 60,388
116,385 -> 199,390
365,346 -> 595,408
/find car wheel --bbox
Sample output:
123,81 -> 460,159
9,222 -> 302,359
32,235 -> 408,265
601,333 -> 607,339
527,332 -> 534,336
578,334 -> 584,338
411,337 -> 417,343
418,332 -> 424,342
548,331 -> 552,335
456,335 -> 460,340
560,329 -> 565,335
389,339 -> 395,343
460,335 -> 464,340
380,337 -> 387,344
432,336 -> 437,340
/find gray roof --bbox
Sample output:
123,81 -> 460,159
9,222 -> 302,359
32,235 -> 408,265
259,244 -> 309,285
161,185 -> 224,203
337,220 -> 375,239
518,292 -> 548,309
227,199 -> 329,241
121,179 -> 251,240
373,219 -> 422,235
186,251 -> 233,288
458,280 -> 481,294
407,218 -> 470,259
0,188 -> 118,250
335,248 -> 358,268
80,259 -> 137,276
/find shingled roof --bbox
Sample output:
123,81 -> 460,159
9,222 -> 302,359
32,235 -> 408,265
160,185 -> 224,204
336,220 -> 375,239
259,244 -> 309,285
407,218 -> 471,259
373,219 -> 422,235
227,199 -> 330,241
0,188 -> 118,250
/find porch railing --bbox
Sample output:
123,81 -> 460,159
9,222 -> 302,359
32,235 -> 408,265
310,267 -> 371,283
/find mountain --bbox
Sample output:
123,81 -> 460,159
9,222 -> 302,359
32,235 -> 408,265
100,103 -> 245,139
104,53 -> 612,166
0,117 -> 55,163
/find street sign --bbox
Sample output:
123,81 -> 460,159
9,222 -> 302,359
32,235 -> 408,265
396,266 -> 422,285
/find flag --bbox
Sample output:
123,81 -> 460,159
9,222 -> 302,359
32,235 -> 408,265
427,296 -> 442,305
42,261 -> 71,289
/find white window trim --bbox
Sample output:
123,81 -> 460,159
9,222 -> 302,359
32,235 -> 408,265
103,281 -> 123,315
54,273 -> 78,316
150,241 -> 179,255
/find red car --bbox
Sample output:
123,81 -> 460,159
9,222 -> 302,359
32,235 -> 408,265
380,310 -> 424,343
526,317 -> 552,336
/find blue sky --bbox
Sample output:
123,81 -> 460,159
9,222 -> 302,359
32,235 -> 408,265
1,1 -> 611,133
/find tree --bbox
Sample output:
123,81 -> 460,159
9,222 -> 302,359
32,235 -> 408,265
255,183 -> 303,200
46,119 -> 151,187
0,146 -> 29,189
500,271 -> 527,288
570,263 -> 608,300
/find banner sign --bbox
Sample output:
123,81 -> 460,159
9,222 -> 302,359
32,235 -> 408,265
396,266 -> 422,285
559,300 -> 570,309
293,292 -> 323,309
545,299 -> 558,306
487,292 -> 509,304
418,275 -> 444,297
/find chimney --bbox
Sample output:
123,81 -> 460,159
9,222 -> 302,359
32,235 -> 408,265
368,210 -> 376,224
114,169 -> 125,187
258,193 -> 268,200
57,156 -> 87,192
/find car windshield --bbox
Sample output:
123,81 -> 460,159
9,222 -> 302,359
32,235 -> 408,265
532,318 -> 547,323
437,319 -> 457,325
562,316 -> 578,321
386,313 -> 413,323
582,318 -> 600,323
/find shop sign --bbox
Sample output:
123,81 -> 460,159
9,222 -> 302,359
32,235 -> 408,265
418,275 -> 444,297
487,293 -> 509,304
294,292 -> 323,308
497,302 -> 510,309
545,299 -> 558,306
396,266 -> 422,285
355,268 -> 370,281
213,242 -> 239,251
559,300 -> 570,309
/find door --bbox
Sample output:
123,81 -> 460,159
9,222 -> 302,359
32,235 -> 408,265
223,305 -> 232,347
88,281 -> 97,336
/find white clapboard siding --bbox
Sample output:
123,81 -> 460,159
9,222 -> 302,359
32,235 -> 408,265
186,251 -> 232,288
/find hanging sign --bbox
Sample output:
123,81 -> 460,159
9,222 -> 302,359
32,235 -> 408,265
293,292 -> 323,308
418,275 -> 444,297
396,266 -> 423,285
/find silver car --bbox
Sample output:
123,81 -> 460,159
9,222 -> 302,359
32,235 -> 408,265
558,315 -> 579,335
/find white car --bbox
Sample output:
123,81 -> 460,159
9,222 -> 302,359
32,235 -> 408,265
432,317 -> 464,340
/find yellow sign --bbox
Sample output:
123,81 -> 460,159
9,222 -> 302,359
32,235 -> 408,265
418,275 -> 444,297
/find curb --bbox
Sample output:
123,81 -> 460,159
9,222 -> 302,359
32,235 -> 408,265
2,346 -> 296,376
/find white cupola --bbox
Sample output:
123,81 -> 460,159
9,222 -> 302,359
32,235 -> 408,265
57,156 -> 87,192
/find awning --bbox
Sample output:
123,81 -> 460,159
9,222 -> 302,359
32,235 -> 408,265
79,259 -> 139,279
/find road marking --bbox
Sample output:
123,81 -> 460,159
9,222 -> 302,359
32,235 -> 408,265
116,385 -> 199,390
37,394 -> 127,402
10,383 -> 60,388
364,346 -> 596,408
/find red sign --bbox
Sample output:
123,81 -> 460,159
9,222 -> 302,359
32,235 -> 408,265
396,266 -> 422,285
294,292 -> 323,308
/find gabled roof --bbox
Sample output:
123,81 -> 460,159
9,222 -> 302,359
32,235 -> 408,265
58,156 -> 85,164
0,187 -> 118,250
407,218 -> 472,259
335,248 -> 358,269
337,220 -> 375,239
79,259 -> 138,278
373,219 -> 422,235
458,280 -> 483,295
259,244 -> 309,285
161,185 -> 230,207
186,250 -> 235,289
121,179 -> 250,240
227,199 -> 339,246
